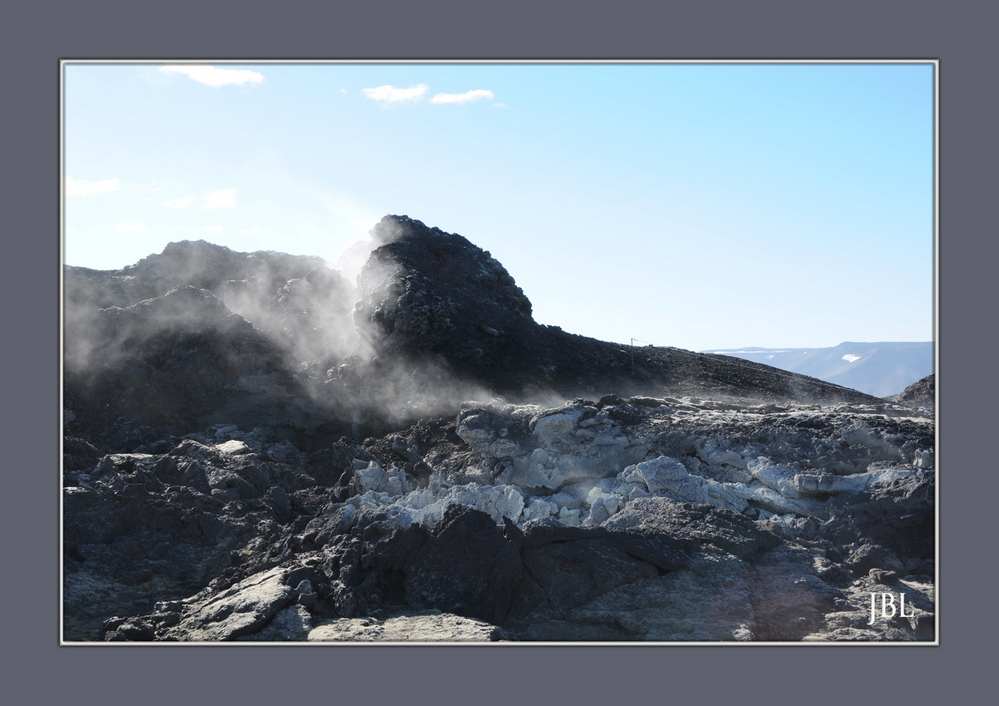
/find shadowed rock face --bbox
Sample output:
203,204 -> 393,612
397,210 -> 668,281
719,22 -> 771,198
64,241 -> 355,444
358,215 -> 534,351
66,286 -> 296,436
63,215 -> 934,643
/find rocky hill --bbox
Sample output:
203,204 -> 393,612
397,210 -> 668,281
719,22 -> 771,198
886,374 -> 935,409
62,216 -> 935,642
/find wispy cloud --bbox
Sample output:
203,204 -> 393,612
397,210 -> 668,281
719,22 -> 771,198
202,188 -> 237,209
205,225 -> 224,233
116,221 -> 146,234
160,65 -> 265,87
163,196 -> 198,209
430,89 -> 494,105
362,84 -> 428,103
241,227 -> 259,235
66,177 -> 118,196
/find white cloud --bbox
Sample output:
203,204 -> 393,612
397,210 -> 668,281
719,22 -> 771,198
160,65 -> 265,87
66,177 -> 119,196
362,84 -> 428,103
430,89 -> 495,105
116,221 -> 146,234
164,196 -> 197,209
205,225 -> 224,233
202,188 -> 237,209
241,227 -> 259,235
491,103 -> 508,108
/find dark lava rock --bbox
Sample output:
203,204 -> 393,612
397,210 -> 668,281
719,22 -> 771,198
512,537 -> 660,622
825,473 -> 935,561
103,616 -> 157,642
65,286 -> 305,439
603,497 -> 781,559
886,374 -> 935,408
403,505 -> 522,625
357,215 -> 533,357
846,543 -> 907,577
65,239 -> 331,315
63,437 -> 102,473
64,242 -> 357,442
509,520 -> 666,626
744,543 -> 844,641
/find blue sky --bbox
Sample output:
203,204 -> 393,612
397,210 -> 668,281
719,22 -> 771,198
63,61 -> 935,352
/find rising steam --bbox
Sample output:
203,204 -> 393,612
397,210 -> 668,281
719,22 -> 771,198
63,225 -> 496,435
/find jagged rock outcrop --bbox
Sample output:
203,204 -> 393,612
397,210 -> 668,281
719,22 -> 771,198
66,391 -> 934,642
64,240 -> 363,443
63,216 -> 935,643
886,374 -> 935,409
356,215 -> 534,359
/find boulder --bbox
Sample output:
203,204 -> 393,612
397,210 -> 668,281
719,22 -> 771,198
131,565 -> 312,641
403,505 -> 522,625
604,497 -> 781,559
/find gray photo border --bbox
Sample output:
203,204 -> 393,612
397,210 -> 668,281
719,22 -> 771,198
6,0 -> 995,703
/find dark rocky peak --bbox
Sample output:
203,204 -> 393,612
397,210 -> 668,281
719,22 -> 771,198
68,239 -> 359,368
364,215 -> 532,316
123,239 -> 331,298
66,284 -> 301,440
66,240 -> 337,314
126,239 -> 246,281
97,285 -> 251,340
122,240 -> 326,289
66,285 -> 246,378
356,215 -> 534,359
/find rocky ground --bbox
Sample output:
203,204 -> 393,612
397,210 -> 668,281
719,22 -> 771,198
63,215 -> 935,642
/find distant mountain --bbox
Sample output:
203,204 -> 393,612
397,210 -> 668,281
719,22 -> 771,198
702,342 -> 933,397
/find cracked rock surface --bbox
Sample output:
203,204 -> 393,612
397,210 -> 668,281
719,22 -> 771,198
67,394 -> 934,642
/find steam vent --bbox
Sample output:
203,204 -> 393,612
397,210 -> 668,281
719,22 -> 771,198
63,215 -> 935,642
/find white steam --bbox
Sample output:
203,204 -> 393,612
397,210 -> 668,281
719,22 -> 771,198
63,230 -> 498,430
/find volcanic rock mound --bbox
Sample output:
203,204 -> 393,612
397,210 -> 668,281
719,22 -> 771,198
353,215 -> 879,405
